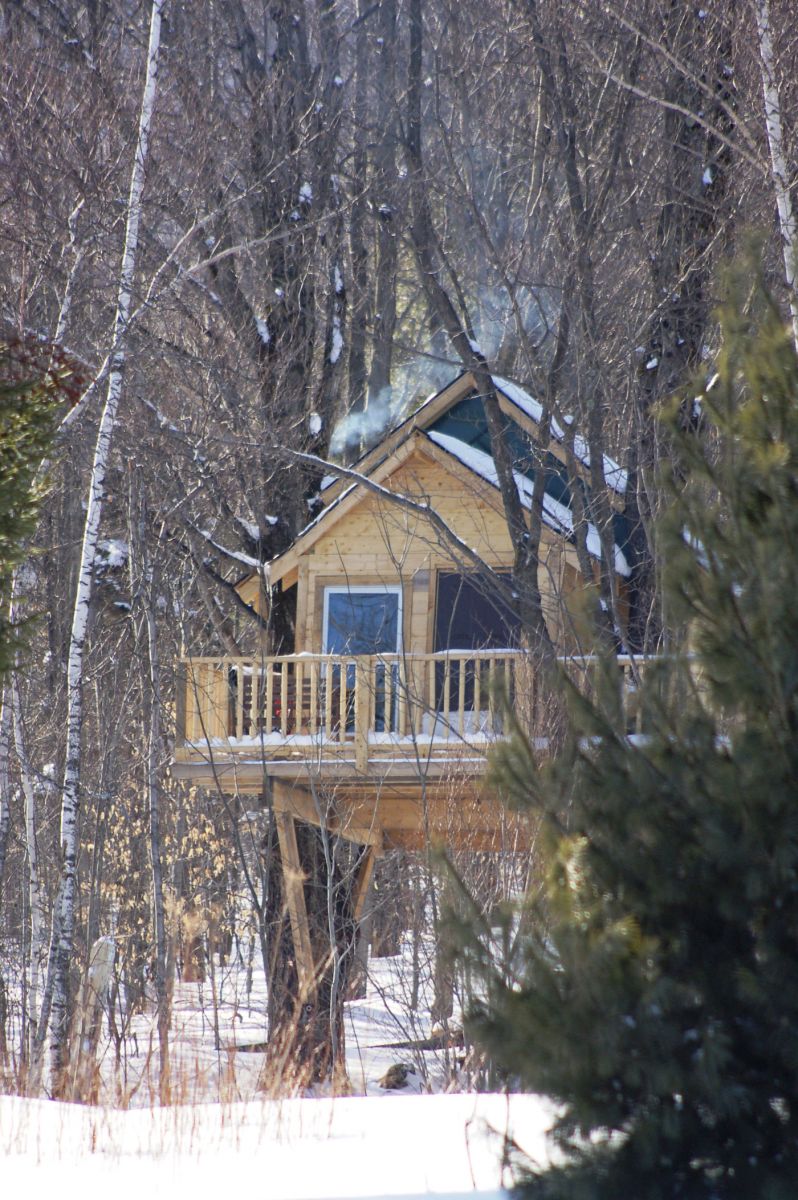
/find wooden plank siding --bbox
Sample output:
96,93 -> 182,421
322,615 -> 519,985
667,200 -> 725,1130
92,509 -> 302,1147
300,444 -> 573,654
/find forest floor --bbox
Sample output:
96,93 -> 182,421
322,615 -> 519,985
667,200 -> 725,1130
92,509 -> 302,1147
0,936 -> 557,1198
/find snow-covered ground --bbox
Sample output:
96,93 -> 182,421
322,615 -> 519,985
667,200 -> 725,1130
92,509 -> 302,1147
0,941 -> 557,1198
104,936 -> 481,1103
1,1092 -> 556,1199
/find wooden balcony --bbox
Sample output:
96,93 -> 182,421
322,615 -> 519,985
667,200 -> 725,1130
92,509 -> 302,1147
173,651 -> 520,788
172,650 -> 647,792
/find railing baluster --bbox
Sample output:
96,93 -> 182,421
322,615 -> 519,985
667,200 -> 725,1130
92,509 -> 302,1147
257,661 -> 267,731
186,663 -> 195,742
295,660 -> 304,733
324,658 -> 333,737
265,662 -> 274,735
280,663 -> 288,737
488,656 -> 497,732
371,657 -> 378,733
197,663 -> 207,741
204,662 -> 211,739
397,658 -> 407,736
214,664 -> 228,740
355,658 -> 368,770
339,661 -> 348,743
384,656 -> 394,733
458,655 -> 466,736
236,662 -> 245,739
310,660 -> 318,735
443,658 -> 451,736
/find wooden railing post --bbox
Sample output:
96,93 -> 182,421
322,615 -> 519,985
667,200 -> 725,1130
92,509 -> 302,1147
175,660 -> 187,744
234,660 -> 245,738
355,657 -> 369,772
210,663 -> 227,739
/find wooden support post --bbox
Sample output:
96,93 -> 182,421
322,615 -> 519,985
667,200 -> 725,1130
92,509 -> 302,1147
352,844 -> 377,923
348,843 -> 379,1001
274,806 -> 315,998
355,658 -> 369,773
175,661 -> 187,744
212,664 -> 228,739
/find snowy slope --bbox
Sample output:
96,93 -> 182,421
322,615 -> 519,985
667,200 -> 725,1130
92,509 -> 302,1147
0,1091 -> 556,1200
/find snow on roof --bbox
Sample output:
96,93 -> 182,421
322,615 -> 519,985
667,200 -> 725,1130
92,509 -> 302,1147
491,375 -> 627,495
491,374 -> 544,423
388,373 -> 627,495
427,430 -> 630,576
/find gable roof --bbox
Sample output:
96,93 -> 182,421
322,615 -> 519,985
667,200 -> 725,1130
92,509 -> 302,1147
237,371 -> 632,604
319,371 -> 627,507
260,430 -> 472,588
256,435 -> 630,598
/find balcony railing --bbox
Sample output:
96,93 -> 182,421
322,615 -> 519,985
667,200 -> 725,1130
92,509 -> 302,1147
177,651 -> 649,773
181,651 -> 520,769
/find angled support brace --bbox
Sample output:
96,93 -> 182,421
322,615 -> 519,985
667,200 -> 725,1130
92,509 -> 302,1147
274,803 -> 315,998
352,844 -> 377,924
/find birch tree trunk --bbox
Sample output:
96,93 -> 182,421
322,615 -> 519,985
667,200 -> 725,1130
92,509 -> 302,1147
38,0 -> 166,1094
0,692 -> 10,1061
11,676 -> 47,1057
0,693 -> 10,899
754,0 -> 798,350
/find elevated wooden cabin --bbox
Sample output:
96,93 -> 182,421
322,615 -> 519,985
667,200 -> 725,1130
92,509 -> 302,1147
172,371 -> 632,989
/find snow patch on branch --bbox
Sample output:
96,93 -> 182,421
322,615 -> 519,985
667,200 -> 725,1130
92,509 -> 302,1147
97,539 -> 129,570
237,518 -> 261,542
330,316 -> 343,364
191,523 -> 262,569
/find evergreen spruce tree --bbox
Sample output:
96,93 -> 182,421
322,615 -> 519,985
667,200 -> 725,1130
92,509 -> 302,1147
0,339 -> 74,675
458,281 -> 798,1199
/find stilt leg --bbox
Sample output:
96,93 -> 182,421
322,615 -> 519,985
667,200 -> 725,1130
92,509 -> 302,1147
274,804 -> 315,997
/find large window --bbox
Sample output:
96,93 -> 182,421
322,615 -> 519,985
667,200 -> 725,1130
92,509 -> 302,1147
433,573 -> 520,723
434,572 -> 520,651
322,585 -> 402,656
322,585 -> 402,732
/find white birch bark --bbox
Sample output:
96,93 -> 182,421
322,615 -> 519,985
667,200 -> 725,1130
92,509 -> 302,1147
0,691 -> 9,1067
41,0 -> 166,1090
11,677 -> 47,1043
0,691 -> 11,897
754,0 -> 798,350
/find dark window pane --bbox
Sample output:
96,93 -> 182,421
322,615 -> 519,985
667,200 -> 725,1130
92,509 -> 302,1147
433,574 -> 520,714
434,573 -> 520,651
